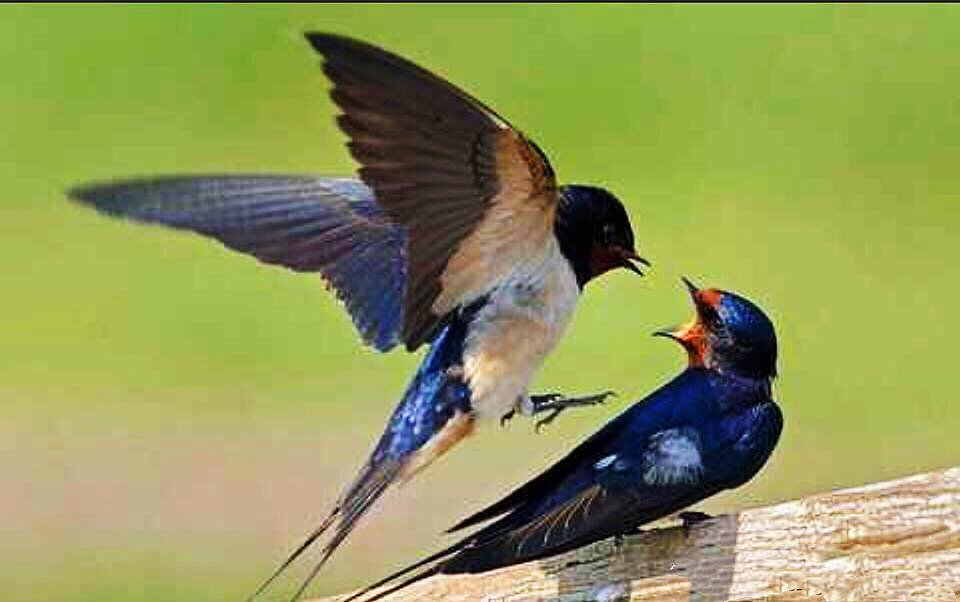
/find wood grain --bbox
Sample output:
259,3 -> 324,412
315,466 -> 960,601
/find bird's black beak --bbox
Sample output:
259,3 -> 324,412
652,327 -> 683,342
618,248 -> 650,277
682,276 -> 699,296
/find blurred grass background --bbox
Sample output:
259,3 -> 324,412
3,4 -> 959,601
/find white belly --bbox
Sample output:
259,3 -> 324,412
461,238 -> 580,423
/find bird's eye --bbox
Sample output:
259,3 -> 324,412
602,223 -> 616,243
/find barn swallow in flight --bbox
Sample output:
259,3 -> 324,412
69,33 -> 647,599
346,279 -> 782,602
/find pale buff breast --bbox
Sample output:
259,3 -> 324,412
461,240 -> 580,423
432,130 -> 557,319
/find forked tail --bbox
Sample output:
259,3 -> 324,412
249,305 -> 477,600
341,538 -> 468,602
247,458 -> 405,602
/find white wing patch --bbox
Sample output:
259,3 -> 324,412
594,454 -> 618,470
642,427 -> 704,486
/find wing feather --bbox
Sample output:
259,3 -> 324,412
447,408 -> 637,533
69,175 -> 406,351
306,32 -> 558,350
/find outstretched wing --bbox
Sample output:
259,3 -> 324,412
306,33 -> 558,350
70,175 -> 406,351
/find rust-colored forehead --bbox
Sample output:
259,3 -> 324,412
696,289 -> 724,307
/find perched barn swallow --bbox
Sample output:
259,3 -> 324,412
347,279 -> 782,602
69,33 -> 647,599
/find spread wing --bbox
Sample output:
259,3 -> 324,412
69,175 -> 406,351
306,33 -> 558,350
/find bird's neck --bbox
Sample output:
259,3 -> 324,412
707,369 -> 773,406
552,193 -> 593,289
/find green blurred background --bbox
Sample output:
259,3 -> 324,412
4,4 -> 958,601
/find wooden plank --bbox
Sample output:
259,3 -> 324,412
315,466 -> 960,601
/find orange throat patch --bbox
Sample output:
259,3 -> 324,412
675,319 -> 708,368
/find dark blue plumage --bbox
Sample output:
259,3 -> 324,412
555,185 -> 638,287
439,370 -> 780,574
348,282 -> 782,601
374,298 -> 483,460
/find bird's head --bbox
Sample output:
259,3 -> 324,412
655,278 -> 778,380
555,185 -> 649,288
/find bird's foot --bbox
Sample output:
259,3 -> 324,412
500,408 -> 516,427
530,390 -> 615,432
678,511 -> 712,536
613,533 -> 625,552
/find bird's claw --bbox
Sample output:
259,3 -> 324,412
678,510 -> 712,536
500,408 -> 516,427
530,390 -> 616,433
613,533 -> 625,552
534,409 -> 563,433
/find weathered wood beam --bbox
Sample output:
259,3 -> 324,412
316,466 -> 960,601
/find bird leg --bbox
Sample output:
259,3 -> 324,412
499,408 -> 516,427
529,391 -> 615,432
613,533 -> 625,552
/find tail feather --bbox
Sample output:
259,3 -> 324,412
245,510 -> 340,602
247,458 -> 405,602
288,459 -> 404,601
250,291 -> 478,600
341,538 -> 469,602
357,565 -> 442,602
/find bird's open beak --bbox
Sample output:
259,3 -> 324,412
654,278 -> 716,368
653,324 -> 687,342
618,248 -> 650,277
652,277 -> 702,347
